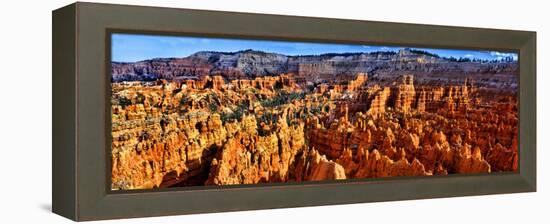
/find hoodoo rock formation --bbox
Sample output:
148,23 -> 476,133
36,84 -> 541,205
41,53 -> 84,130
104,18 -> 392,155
111,60 -> 518,190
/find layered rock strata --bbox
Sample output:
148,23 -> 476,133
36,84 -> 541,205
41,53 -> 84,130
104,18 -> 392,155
112,49 -> 518,84
111,72 -> 518,190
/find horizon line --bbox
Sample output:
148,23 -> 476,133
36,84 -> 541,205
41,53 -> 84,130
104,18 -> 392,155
112,48 -> 517,64
111,33 -> 519,63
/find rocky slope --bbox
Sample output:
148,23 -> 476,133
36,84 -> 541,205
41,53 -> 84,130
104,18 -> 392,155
112,49 -> 518,84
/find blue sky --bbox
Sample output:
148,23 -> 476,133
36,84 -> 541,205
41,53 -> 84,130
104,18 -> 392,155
112,33 -> 518,63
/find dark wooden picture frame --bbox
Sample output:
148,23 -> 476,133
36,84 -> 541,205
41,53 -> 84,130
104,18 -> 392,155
53,2 -> 536,221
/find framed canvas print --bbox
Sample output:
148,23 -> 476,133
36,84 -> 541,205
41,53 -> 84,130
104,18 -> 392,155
52,2 -> 536,221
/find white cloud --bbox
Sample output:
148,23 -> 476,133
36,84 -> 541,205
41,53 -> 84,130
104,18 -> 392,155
464,54 -> 474,58
490,51 -> 518,60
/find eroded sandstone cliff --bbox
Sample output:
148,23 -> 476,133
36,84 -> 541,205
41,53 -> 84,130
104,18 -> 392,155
112,49 -> 518,84
111,72 -> 518,190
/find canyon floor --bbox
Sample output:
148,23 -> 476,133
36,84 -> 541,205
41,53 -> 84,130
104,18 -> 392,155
110,73 -> 518,190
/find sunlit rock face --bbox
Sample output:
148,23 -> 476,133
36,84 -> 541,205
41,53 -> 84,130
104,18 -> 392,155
392,75 -> 416,113
111,68 -> 518,190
